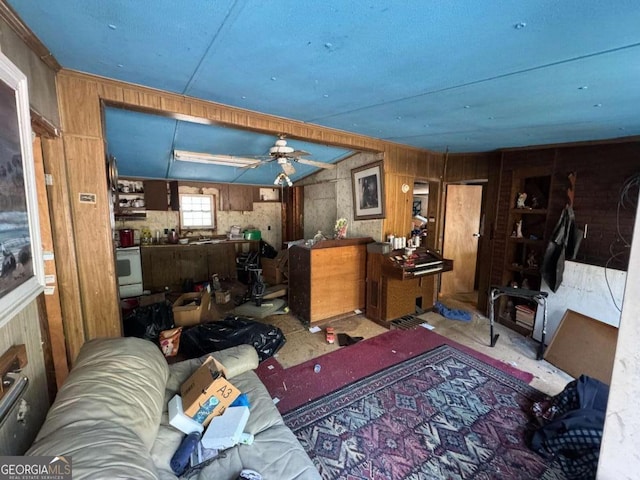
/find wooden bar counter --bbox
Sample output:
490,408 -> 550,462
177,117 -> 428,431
141,240 -> 259,292
288,237 -> 373,325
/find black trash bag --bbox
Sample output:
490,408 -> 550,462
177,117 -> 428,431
260,240 -> 278,259
531,375 -> 609,480
123,301 -> 174,341
179,315 -> 286,362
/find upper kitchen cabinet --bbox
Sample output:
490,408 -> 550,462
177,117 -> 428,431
144,180 -> 179,211
216,184 -> 254,211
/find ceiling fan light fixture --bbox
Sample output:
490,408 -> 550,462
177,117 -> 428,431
173,150 -> 260,168
274,172 -> 293,187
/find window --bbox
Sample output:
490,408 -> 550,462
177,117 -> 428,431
179,194 -> 216,228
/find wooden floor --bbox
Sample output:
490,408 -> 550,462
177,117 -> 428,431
257,291 -> 573,397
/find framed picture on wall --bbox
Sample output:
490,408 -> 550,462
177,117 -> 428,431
351,160 -> 385,220
0,50 -> 44,326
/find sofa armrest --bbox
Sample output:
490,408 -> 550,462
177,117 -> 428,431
208,344 -> 260,379
166,345 -> 259,395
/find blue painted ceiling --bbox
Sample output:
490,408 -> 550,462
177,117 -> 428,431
8,0 -> 640,184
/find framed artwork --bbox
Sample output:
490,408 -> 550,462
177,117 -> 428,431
0,50 -> 44,326
351,160 -> 385,220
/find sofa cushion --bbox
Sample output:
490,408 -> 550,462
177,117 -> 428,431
153,369 -> 283,477
28,337 -> 169,453
27,422 -> 161,480
187,425 -> 322,480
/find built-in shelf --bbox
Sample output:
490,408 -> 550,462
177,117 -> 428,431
506,266 -> 541,276
509,208 -> 548,215
508,237 -> 545,246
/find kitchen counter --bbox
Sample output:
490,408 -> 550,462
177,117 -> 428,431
141,239 -> 258,248
140,240 -> 259,291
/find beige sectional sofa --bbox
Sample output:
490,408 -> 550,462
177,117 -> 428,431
27,337 -> 320,480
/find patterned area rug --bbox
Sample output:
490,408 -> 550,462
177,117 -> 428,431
283,344 -> 565,480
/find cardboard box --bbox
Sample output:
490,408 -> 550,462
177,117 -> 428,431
201,406 -> 250,450
173,290 -> 210,327
214,290 -> 231,304
180,357 -> 240,427
261,257 -> 283,285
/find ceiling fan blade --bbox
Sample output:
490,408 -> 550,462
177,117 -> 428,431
296,158 -> 336,169
281,162 -> 296,176
289,149 -> 311,157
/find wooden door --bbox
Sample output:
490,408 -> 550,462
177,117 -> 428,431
441,185 -> 482,295
33,137 -> 70,388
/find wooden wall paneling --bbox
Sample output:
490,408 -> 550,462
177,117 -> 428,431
122,87 -> 140,105
160,96 -> 191,116
40,137 -> 85,363
0,302 -> 50,455
60,70 -> 392,153
477,153 -> 502,314
32,137 -> 69,387
54,69 -> 448,351
35,295 -> 57,403
424,180 -> 441,251
445,153 -> 490,183
56,75 -> 101,137
383,173 -> 417,239
62,135 -> 121,339
98,82 -> 124,103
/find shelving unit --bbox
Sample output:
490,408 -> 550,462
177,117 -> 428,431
116,179 -> 146,218
497,168 -> 552,335
115,178 -> 180,218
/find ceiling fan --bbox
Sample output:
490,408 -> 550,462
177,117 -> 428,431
173,135 -> 336,177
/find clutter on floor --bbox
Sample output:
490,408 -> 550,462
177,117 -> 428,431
531,374 -> 609,480
180,316 -> 286,362
433,300 -> 472,321
325,327 -> 335,344
337,333 -> 363,346
234,298 -> 287,319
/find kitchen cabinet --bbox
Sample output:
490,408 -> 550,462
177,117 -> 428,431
253,187 -> 281,202
214,184 -> 255,211
141,241 -> 259,292
144,180 -> 179,211
288,238 -> 372,325
116,178 -> 179,216
227,185 -> 254,211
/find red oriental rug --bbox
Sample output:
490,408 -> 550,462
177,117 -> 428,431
282,344 -> 565,479
256,328 -> 533,414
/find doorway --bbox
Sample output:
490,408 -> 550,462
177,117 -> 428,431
440,184 -> 483,300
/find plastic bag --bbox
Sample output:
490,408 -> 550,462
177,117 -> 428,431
260,240 -> 278,259
179,316 -> 286,362
123,301 -> 174,341
159,327 -> 183,357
